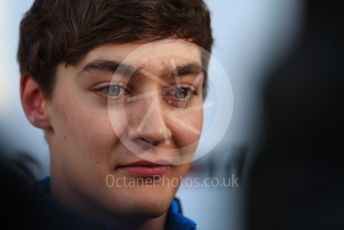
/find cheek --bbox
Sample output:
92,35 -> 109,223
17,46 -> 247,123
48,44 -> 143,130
169,110 -> 203,148
74,114 -> 114,150
51,99 -> 119,169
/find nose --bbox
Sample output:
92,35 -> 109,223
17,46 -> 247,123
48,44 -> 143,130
127,96 -> 171,147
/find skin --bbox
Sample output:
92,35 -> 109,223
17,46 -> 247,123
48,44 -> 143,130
21,39 -> 204,230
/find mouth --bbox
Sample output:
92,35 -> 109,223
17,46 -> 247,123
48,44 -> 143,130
116,160 -> 171,177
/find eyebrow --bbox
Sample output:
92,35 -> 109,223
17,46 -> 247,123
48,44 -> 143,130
76,59 -> 203,79
171,63 -> 203,77
76,59 -> 135,78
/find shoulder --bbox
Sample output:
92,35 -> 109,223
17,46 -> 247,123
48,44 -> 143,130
166,198 -> 197,230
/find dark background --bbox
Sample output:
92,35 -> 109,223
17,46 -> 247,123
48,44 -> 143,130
246,1 -> 344,229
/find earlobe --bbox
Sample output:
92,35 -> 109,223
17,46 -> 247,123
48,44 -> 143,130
20,74 -> 52,129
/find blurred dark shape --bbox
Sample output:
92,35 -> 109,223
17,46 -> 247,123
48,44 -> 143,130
247,1 -> 344,230
0,149 -> 37,228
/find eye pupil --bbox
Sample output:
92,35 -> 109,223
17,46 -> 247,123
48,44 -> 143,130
108,85 -> 121,97
175,88 -> 189,99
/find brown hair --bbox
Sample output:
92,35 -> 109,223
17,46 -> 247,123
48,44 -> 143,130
17,0 -> 213,97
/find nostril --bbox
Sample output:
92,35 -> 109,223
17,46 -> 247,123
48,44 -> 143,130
139,137 -> 163,147
152,140 -> 163,146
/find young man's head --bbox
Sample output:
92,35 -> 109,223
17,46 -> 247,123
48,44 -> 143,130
18,0 -> 212,227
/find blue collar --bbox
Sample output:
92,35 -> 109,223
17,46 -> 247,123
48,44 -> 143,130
35,177 -> 196,230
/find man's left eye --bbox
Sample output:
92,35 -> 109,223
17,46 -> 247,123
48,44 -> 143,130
162,85 -> 197,108
163,86 -> 195,100
174,87 -> 192,99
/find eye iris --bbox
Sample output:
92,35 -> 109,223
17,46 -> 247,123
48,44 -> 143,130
175,88 -> 189,99
108,85 -> 121,97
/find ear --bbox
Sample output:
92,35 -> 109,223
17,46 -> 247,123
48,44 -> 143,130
20,74 -> 52,129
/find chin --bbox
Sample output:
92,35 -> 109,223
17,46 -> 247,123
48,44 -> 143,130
131,204 -> 167,219
108,190 -> 173,219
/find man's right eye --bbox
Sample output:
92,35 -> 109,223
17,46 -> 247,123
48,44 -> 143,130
95,83 -> 127,99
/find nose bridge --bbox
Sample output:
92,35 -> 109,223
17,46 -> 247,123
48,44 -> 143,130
139,96 -> 164,132
127,93 -> 170,145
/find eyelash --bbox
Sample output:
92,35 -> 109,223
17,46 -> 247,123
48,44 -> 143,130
94,83 -> 198,107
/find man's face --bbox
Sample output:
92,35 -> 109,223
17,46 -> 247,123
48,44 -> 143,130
44,39 -> 204,220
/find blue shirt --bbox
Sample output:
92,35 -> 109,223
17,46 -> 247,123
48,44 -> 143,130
34,177 -> 196,230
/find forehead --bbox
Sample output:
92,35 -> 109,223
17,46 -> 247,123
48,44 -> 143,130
77,39 -> 202,70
